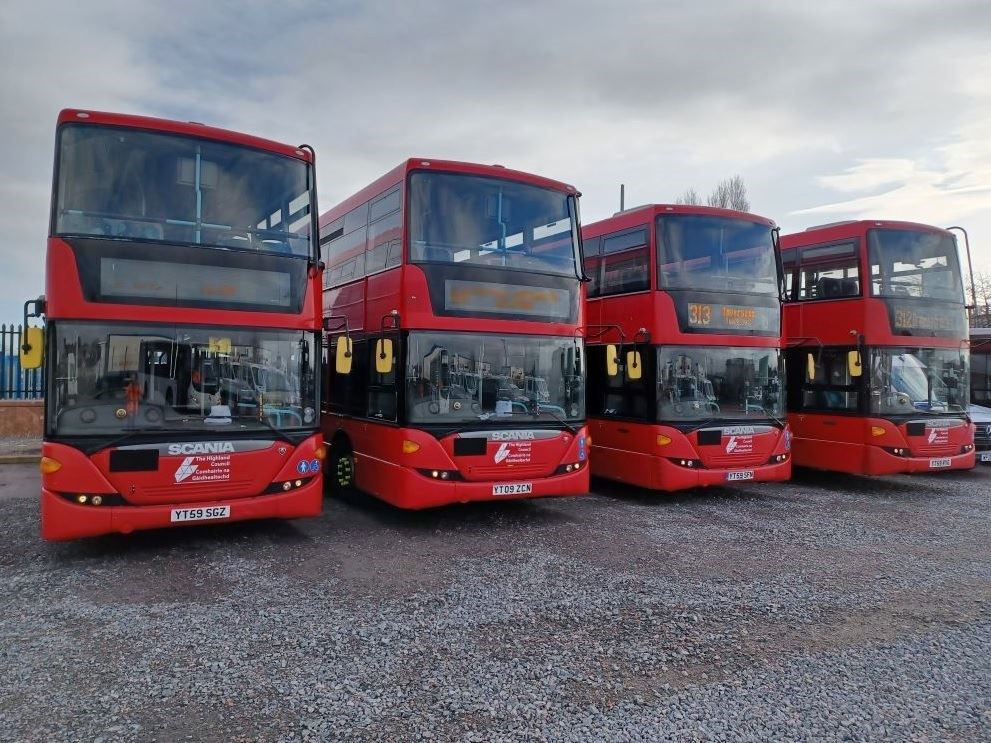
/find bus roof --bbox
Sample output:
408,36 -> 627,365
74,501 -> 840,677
582,203 -> 775,239
57,108 -> 312,163
319,158 -> 578,230
781,219 -> 952,250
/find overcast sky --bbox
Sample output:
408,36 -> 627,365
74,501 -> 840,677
1,0 -> 988,323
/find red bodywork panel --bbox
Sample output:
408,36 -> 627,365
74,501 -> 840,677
582,204 -> 787,491
40,435 -> 324,541
322,414 -> 588,508
321,160 -> 587,507
782,219 -> 973,475
39,111 -> 324,539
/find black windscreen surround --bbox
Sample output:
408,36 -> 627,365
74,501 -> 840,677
669,290 -> 780,337
418,263 -> 579,323
66,237 -> 308,313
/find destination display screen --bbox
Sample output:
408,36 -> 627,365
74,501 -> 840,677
676,296 -> 780,336
101,258 -> 292,308
444,279 -> 572,321
886,299 -> 967,338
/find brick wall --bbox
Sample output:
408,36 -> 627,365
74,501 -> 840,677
0,400 -> 43,437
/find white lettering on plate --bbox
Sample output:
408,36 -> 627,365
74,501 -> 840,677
174,453 -> 232,484
167,442 -> 236,455
490,431 -> 537,441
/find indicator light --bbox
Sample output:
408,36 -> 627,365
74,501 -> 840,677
657,434 -> 672,446
402,440 -> 421,454
91,495 -> 103,506
76,495 -> 88,504
871,426 -> 886,437
40,457 -> 62,475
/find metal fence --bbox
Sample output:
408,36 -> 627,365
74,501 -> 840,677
1,324 -> 44,399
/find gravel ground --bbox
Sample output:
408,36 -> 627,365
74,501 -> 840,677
0,464 -> 988,742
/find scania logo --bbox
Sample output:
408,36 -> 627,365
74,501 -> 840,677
167,442 -> 236,455
490,431 -> 537,441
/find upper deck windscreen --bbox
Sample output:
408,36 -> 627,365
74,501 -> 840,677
656,214 -> 776,296
55,124 -> 313,258
408,172 -> 578,278
868,229 -> 963,303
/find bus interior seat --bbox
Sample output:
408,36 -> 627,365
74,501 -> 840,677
217,234 -> 252,248
422,245 -> 452,262
841,278 -> 859,296
260,239 -> 293,254
816,277 -> 843,298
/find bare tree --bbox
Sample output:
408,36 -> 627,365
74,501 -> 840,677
972,271 -> 991,328
707,175 -> 750,212
675,187 -> 702,206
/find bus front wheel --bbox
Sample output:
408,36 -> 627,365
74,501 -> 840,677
328,443 -> 355,497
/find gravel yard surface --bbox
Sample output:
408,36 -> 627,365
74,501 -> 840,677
1,464 -> 988,742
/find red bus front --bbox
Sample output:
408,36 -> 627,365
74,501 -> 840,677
782,221 -> 975,475
321,160 -> 589,508
584,206 -> 791,491
35,110 -> 324,540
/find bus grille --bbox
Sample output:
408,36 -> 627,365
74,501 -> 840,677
465,464 -> 551,479
705,454 -> 766,468
138,480 -> 257,501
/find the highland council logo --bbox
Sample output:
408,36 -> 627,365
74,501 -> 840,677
494,443 -> 510,464
174,457 -> 198,483
725,436 -> 738,454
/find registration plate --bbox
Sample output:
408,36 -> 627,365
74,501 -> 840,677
928,458 -> 951,469
726,470 -> 755,482
492,482 -> 533,496
980,452 -> 991,464
170,506 -> 231,523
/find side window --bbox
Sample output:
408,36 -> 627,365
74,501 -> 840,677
599,229 -> 649,296
322,340 -> 334,411
322,204 -> 368,288
327,336 -> 369,415
366,187 -> 402,274
794,346 -> 861,412
366,335 -> 398,421
347,339 -> 369,417
781,250 -> 799,301
797,242 -> 860,301
586,343 -> 652,420
583,236 -> 601,298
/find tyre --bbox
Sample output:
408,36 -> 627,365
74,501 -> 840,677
328,442 -> 356,498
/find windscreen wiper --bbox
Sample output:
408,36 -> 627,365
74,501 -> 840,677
531,405 -> 579,435
231,414 -> 295,445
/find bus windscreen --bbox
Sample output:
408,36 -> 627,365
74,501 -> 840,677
54,124 -> 312,257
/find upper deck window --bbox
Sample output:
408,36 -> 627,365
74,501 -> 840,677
408,172 -> 578,278
585,228 -> 650,297
868,229 -> 963,303
55,124 -> 313,258
783,242 -> 861,301
656,215 -> 776,297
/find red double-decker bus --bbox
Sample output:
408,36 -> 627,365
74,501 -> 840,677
320,159 -> 589,508
22,109 -> 324,540
781,220 -> 975,474
583,205 -> 791,490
